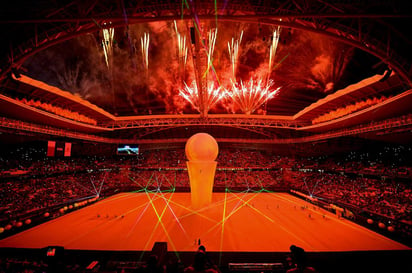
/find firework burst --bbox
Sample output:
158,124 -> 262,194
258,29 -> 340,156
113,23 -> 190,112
228,30 -> 243,80
227,79 -> 280,114
179,81 -> 226,112
101,26 -> 115,69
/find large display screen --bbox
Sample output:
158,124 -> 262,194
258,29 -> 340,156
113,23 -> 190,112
117,144 -> 139,155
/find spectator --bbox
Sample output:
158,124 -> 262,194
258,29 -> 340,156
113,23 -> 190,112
184,249 -> 218,273
286,245 -> 317,273
142,254 -> 165,273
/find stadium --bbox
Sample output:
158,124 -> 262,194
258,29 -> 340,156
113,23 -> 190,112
0,1 -> 411,272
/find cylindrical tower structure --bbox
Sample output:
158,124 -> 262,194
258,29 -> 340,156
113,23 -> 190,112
185,133 -> 218,209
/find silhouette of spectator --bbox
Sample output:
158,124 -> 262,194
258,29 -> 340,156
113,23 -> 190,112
283,254 -> 296,271
142,254 -> 165,273
286,245 -> 317,273
197,245 -> 220,273
184,249 -> 218,273
166,255 -> 185,273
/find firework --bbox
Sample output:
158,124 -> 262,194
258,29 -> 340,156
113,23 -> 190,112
101,26 -> 115,69
228,30 -> 243,80
179,35 -> 188,66
227,79 -> 280,114
268,26 -> 281,78
206,28 -> 218,73
141,32 -> 150,70
174,21 -> 188,66
179,81 -> 226,112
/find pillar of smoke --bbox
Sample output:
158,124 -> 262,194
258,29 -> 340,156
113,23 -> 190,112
141,32 -> 150,70
102,27 -> 115,69
179,80 -> 226,112
272,30 -> 352,94
131,21 -> 196,114
228,30 -> 243,81
268,26 -> 280,81
227,79 -> 280,114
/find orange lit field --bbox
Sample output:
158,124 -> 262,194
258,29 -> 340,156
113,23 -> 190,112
0,192 -> 409,252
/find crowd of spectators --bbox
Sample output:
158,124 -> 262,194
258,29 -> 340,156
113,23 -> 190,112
0,245 -> 312,273
288,145 -> 412,179
16,97 -> 98,125
0,167 -> 286,228
286,171 -> 411,224
0,149 -> 290,178
0,256 -> 49,273
0,145 -> 411,245
5,145 -> 410,180
312,95 -> 389,124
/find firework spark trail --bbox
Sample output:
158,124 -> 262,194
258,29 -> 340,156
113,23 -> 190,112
204,83 -> 225,111
141,32 -> 150,70
179,36 -> 188,66
179,81 -> 199,111
268,26 -> 281,79
173,21 -> 188,67
101,26 -> 115,69
179,81 -> 226,112
206,28 -> 218,75
227,79 -> 281,114
228,30 -> 243,80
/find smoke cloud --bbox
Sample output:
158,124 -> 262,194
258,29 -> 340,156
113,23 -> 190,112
22,21 -> 358,115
